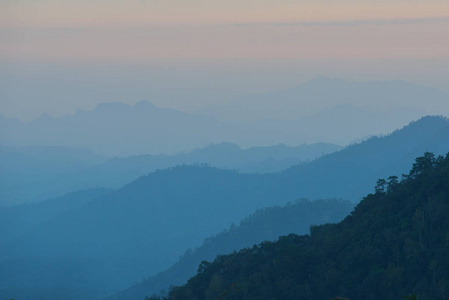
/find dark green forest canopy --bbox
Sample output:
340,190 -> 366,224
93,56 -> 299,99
153,152 -> 449,300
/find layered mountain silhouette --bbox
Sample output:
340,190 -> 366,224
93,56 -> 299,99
199,77 -> 449,122
2,78 -> 448,154
160,152 -> 449,300
82,142 -> 341,187
1,116 -> 448,300
198,77 -> 449,145
276,115 -> 449,201
0,142 -> 341,206
0,100 -> 237,156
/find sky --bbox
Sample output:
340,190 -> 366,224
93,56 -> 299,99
1,0 -> 449,121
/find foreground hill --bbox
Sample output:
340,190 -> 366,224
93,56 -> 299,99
161,152 -> 449,300
104,199 -> 353,300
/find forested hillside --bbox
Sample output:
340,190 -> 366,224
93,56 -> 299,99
161,152 -> 449,300
105,199 -> 353,300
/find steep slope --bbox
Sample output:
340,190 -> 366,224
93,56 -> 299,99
104,199 -> 353,300
277,115 -> 449,201
163,152 -> 449,300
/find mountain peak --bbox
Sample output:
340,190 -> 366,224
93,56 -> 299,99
399,115 -> 449,135
134,100 -> 156,109
412,115 -> 449,124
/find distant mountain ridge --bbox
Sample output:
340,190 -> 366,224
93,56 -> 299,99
84,141 -> 341,187
2,78 -> 448,154
200,76 -> 449,121
197,77 -> 449,145
0,141 -> 341,206
0,100 -> 236,156
276,115 -> 449,201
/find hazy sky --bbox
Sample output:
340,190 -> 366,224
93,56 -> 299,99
1,0 -> 448,121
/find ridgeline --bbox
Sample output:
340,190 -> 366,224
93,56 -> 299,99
154,152 -> 449,300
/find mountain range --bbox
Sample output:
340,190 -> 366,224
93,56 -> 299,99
160,151 -> 449,300
2,78 -> 448,155
0,142 -> 341,206
197,77 -> 449,145
0,100 -> 235,156
199,76 -> 449,122
1,115 -> 448,300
